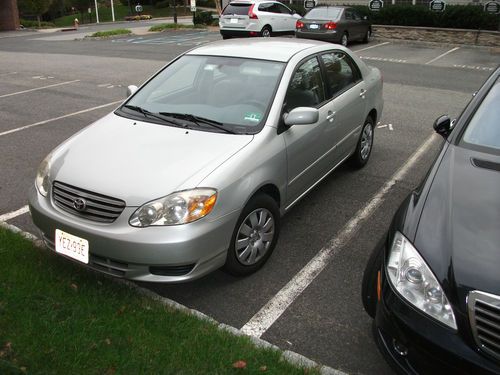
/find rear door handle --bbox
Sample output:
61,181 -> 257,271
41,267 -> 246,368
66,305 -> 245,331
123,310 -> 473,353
360,89 -> 367,99
326,111 -> 336,122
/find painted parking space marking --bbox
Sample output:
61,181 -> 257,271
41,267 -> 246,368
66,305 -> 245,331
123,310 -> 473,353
0,100 -> 122,138
453,64 -> 495,71
353,41 -> 390,53
0,205 -> 29,222
241,133 -> 439,338
359,56 -> 407,63
112,32 -> 217,46
32,75 -> 55,80
425,47 -> 460,65
0,79 -> 80,99
0,71 -> 18,76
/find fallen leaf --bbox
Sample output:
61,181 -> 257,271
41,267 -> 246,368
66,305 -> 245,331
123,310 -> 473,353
70,283 -> 78,291
104,367 -> 116,375
260,366 -> 268,372
20,367 -> 27,372
117,306 -> 126,315
232,360 -> 247,369
105,338 -> 111,345
97,281 -> 103,286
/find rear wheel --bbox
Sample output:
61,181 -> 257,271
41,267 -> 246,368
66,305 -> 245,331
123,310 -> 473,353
261,26 -> 272,38
363,28 -> 371,43
222,34 -> 231,40
340,32 -> 348,46
223,194 -> 280,276
349,116 -> 374,168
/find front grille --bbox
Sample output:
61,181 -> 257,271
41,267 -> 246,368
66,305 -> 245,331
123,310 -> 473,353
52,181 -> 125,223
468,290 -> 500,362
90,254 -> 128,277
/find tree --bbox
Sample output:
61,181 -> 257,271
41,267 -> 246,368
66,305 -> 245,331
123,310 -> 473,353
18,0 -> 53,27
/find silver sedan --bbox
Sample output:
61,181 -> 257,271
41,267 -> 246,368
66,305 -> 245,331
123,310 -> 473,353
29,38 -> 383,282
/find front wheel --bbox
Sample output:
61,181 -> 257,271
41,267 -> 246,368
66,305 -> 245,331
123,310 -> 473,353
363,29 -> 372,43
361,237 -> 385,318
349,116 -> 374,168
223,194 -> 280,276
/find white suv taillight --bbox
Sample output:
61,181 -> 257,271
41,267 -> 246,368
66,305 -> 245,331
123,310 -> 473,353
248,4 -> 258,19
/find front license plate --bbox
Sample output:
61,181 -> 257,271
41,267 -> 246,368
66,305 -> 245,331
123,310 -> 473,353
230,18 -> 238,23
309,24 -> 319,29
55,229 -> 89,264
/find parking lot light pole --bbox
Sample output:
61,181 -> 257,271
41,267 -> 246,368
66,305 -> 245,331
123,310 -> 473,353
111,0 -> 115,22
94,0 -> 100,23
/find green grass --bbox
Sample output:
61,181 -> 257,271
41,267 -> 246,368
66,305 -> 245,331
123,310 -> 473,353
53,4 -> 192,27
0,228 -> 317,374
90,28 -> 132,37
149,23 -> 205,32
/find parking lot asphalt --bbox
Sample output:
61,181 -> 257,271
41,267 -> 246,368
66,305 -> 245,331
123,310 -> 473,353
1,28 -> 498,374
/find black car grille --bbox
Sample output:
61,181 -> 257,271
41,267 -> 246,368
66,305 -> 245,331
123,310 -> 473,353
52,181 -> 126,223
468,291 -> 500,362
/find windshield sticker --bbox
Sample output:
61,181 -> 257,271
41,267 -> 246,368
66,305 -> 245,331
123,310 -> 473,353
244,113 -> 262,122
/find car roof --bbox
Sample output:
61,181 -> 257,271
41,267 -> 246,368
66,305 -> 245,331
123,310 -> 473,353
187,38 -> 329,62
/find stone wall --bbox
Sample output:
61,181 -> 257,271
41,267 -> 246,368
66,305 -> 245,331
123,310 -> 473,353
0,0 -> 19,31
373,25 -> 500,46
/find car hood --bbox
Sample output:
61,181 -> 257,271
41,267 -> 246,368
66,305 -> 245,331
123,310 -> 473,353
414,144 -> 500,310
49,113 -> 253,206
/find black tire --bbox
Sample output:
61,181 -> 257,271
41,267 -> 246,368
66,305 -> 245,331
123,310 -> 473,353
222,34 -> 231,40
340,32 -> 348,47
349,116 -> 374,169
362,28 -> 371,43
223,194 -> 280,276
261,26 -> 272,38
361,237 -> 385,318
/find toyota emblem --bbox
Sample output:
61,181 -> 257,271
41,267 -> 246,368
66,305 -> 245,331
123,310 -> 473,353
73,198 -> 87,212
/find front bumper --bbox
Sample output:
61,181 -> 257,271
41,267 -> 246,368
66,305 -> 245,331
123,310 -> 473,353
28,185 -> 240,282
374,264 -> 500,374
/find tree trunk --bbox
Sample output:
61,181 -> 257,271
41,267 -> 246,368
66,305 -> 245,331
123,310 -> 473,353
37,14 -> 41,28
215,0 -> 221,15
173,0 -> 177,24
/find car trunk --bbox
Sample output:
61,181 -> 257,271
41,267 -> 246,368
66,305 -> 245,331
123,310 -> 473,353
221,3 -> 251,29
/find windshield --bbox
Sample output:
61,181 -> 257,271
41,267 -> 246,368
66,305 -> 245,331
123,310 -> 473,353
120,55 -> 284,134
461,77 -> 500,153
304,7 -> 342,20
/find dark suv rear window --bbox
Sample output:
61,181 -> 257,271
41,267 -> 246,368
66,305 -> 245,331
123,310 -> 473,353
223,3 -> 251,15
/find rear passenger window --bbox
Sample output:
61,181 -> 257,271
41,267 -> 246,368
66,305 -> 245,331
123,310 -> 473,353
320,52 -> 360,98
258,3 -> 273,12
284,57 -> 325,112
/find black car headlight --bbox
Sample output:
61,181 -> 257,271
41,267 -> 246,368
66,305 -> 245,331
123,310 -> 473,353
386,231 -> 457,330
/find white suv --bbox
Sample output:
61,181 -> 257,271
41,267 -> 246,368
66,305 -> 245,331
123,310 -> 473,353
219,0 -> 301,39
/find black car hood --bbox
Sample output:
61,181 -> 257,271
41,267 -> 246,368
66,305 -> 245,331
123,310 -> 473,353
414,144 -> 500,312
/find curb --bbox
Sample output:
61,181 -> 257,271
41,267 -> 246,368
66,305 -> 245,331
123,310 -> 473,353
0,219 -> 348,375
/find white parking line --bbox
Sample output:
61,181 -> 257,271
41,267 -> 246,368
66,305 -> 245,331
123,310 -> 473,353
0,80 -> 81,99
353,42 -> 390,53
0,205 -> 29,222
425,47 -> 460,65
0,71 -> 18,76
241,133 -> 439,338
0,100 -> 122,138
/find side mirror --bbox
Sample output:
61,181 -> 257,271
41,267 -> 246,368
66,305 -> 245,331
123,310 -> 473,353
284,107 -> 319,126
433,115 -> 452,137
126,85 -> 138,97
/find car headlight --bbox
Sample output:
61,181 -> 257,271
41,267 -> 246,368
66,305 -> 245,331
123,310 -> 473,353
387,231 -> 457,330
129,188 -> 217,227
35,152 -> 53,197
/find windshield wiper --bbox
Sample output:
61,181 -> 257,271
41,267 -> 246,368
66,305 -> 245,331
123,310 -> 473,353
159,112 -> 236,134
122,105 -> 184,127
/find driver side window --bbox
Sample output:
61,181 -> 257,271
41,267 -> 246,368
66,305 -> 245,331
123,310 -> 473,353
284,57 -> 325,113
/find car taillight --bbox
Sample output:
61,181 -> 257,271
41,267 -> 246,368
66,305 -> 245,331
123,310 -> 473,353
296,20 -> 304,29
324,22 -> 337,30
248,4 -> 258,19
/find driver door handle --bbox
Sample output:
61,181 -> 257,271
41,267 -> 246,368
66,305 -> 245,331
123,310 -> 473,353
360,89 -> 367,99
326,111 -> 336,122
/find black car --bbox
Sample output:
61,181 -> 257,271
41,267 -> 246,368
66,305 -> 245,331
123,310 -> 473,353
362,66 -> 500,374
295,6 -> 371,46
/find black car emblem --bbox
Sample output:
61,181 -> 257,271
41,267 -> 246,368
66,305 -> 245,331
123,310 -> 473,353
73,198 -> 87,212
